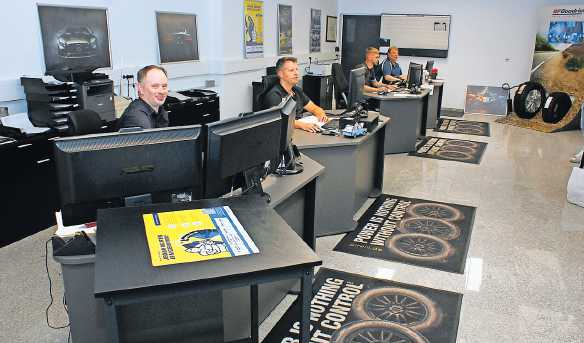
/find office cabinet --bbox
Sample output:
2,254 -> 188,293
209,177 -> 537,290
0,133 -> 60,247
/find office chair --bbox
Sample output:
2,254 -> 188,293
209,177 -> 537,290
256,75 -> 280,110
66,109 -> 103,136
331,63 -> 348,108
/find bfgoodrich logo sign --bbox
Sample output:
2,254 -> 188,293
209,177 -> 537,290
552,8 -> 584,16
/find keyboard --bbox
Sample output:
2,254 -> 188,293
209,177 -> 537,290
321,119 -> 340,131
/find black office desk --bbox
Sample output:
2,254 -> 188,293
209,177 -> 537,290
365,90 -> 430,154
294,112 -> 387,236
94,197 -> 322,343
426,80 -> 445,129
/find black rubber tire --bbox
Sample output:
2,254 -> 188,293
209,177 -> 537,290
513,82 -> 546,119
542,92 -> 572,124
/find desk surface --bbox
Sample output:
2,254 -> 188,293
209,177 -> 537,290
294,113 -> 389,149
94,197 -> 321,298
364,88 -> 430,101
263,154 -> 324,208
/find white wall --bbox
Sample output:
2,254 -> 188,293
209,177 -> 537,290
337,0 -> 584,109
0,0 -> 338,118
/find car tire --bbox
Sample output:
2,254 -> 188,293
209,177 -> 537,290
542,92 -> 572,124
513,82 -> 546,119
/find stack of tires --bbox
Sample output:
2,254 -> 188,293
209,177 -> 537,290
512,81 -> 572,123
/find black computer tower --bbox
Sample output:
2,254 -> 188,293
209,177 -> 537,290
302,75 -> 333,109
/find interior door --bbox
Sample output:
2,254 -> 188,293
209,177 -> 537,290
341,15 -> 381,79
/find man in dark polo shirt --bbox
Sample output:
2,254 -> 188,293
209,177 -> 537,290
118,65 -> 169,129
263,57 -> 328,133
354,47 -> 396,93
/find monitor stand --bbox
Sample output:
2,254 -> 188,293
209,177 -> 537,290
242,166 -> 271,203
276,145 -> 304,175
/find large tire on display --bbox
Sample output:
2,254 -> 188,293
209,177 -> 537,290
542,92 -> 572,124
513,82 -> 546,119
331,320 -> 430,343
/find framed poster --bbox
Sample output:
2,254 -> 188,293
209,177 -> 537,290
326,15 -> 337,42
37,5 -> 111,73
310,9 -> 322,53
156,12 -> 199,64
244,0 -> 264,58
278,4 -> 293,55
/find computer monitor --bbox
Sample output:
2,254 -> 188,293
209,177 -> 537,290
274,96 -> 302,175
425,60 -> 434,72
347,67 -> 366,110
204,107 -> 282,199
54,126 -> 203,226
407,62 -> 423,90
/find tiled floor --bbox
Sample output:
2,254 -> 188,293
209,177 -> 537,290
260,114 -> 584,342
3,114 -> 584,343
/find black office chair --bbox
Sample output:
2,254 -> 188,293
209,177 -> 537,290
256,75 -> 280,110
66,109 -> 103,136
332,63 -> 349,109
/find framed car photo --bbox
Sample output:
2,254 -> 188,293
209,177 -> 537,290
37,5 -> 112,73
156,12 -> 199,64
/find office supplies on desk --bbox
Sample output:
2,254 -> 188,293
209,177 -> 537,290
0,113 -> 51,135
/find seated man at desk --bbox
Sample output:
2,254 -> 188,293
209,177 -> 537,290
263,57 -> 328,133
355,47 -> 396,93
381,46 -> 407,83
118,65 -> 169,129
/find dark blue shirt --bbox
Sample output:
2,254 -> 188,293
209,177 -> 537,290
381,59 -> 403,78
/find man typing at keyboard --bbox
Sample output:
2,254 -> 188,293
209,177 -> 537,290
263,57 -> 328,133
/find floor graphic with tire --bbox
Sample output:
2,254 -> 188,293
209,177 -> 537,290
264,268 -> 463,343
435,119 -> 490,137
410,137 -> 487,164
334,194 -> 476,274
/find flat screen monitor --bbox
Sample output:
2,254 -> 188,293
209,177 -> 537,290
407,62 -> 423,89
347,67 -> 366,110
204,107 -> 282,198
54,126 -> 203,225
425,60 -> 434,72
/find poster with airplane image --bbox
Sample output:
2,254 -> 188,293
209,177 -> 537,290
156,12 -> 199,63
37,5 -> 111,73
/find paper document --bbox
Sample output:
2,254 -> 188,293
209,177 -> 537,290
54,211 -> 97,238
298,115 -> 326,127
0,113 -> 51,135
142,206 -> 259,267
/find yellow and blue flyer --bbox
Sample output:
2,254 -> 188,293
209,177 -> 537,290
142,206 -> 259,267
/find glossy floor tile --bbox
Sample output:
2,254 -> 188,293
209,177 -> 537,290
260,114 -> 584,342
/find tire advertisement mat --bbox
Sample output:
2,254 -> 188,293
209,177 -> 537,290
434,118 -> 491,137
409,137 -> 487,164
333,194 -> 476,274
263,268 -> 463,343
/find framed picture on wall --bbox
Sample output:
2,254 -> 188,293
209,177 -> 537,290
310,9 -> 322,53
278,4 -> 293,55
156,12 -> 199,64
37,5 -> 111,74
326,15 -> 337,42
244,0 -> 264,58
